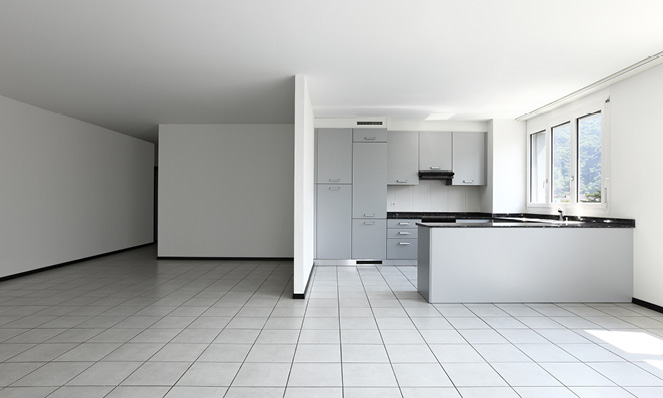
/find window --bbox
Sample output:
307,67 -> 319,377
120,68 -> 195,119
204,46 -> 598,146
577,113 -> 602,203
527,102 -> 606,208
530,131 -> 546,203
551,122 -> 571,203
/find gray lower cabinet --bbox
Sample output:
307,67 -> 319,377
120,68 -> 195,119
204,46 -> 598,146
452,132 -> 486,186
387,238 -> 418,259
316,184 -> 352,259
388,131 -> 419,185
353,143 -> 387,218
352,219 -> 387,259
387,218 -> 420,260
316,128 -> 353,184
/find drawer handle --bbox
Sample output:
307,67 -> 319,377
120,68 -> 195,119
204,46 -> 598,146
463,180 -> 474,183
329,178 -> 340,182
398,242 -> 411,245
364,213 -> 375,217
329,187 -> 341,191
396,179 -> 408,183
430,166 -> 441,170
398,231 -> 411,235
364,136 -> 376,140
398,222 -> 410,225
364,222 -> 375,225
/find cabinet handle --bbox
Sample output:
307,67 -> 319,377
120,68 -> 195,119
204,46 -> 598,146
430,166 -> 441,170
329,187 -> 340,191
398,231 -> 411,235
398,242 -> 411,245
396,179 -> 408,183
363,136 -> 376,140
398,222 -> 410,225
328,178 -> 340,182
364,213 -> 375,217
364,221 -> 375,225
463,180 -> 474,183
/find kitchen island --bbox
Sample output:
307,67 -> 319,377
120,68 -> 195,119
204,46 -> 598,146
418,217 -> 635,303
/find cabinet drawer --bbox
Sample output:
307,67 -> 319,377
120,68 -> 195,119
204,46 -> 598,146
353,129 -> 388,143
387,219 -> 421,229
387,238 -> 418,260
387,229 -> 419,239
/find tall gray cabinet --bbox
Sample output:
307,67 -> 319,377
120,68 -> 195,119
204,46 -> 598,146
315,129 -> 352,259
315,127 -> 388,261
352,137 -> 387,259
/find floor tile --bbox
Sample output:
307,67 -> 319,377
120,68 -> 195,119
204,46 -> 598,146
232,363 -> 291,387
177,362 -> 240,386
67,362 -> 141,385
164,386 -> 228,398
570,386 -> 635,397
400,387 -> 461,397
541,362 -> 615,386
513,386 -> 578,398
47,386 -> 114,398
0,363 -> 43,387
105,386 -> 170,398
430,344 -> 484,363
288,363 -> 342,387
393,363 -> 452,386
295,344 -> 341,362
12,362 -> 92,387
443,363 -> 507,387
344,387 -> 402,398
197,344 -> 251,362
0,387 -> 57,398
588,362 -> 663,386
492,363 -> 562,387
456,387 -> 520,398
150,343 -> 207,362
224,387 -> 285,397
122,361 -> 190,385
102,343 -> 164,361
245,344 -> 296,362
342,363 -> 397,387
385,344 -> 437,362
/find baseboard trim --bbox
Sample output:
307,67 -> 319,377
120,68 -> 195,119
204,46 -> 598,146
632,297 -> 663,314
157,256 -> 294,261
0,242 -> 155,283
293,262 -> 315,299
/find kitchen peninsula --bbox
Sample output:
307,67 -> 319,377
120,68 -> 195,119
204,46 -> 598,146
416,215 -> 635,303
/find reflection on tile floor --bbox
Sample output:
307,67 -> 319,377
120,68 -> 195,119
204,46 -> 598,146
1,245 -> 663,397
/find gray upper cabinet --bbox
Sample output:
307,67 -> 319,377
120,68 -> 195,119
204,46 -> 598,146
352,128 -> 388,143
387,131 -> 419,185
452,132 -> 486,186
419,131 -> 452,171
316,184 -> 352,259
353,142 -> 387,218
316,128 -> 352,184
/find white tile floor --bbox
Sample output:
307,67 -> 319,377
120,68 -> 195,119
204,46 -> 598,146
1,246 -> 663,397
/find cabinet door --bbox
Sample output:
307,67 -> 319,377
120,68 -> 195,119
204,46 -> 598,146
353,143 -> 387,218
452,132 -> 486,186
352,219 -> 387,259
388,131 -> 419,185
316,128 -> 352,184
316,184 -> 352,259
419,131 -> 452,171
353,128 -> 388,143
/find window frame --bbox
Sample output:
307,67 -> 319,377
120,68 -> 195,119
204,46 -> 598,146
526,96 -> 608,212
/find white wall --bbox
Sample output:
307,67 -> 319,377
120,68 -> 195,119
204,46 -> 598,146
294,75 -> 315,296
0,95 -> 154,278
158,124 -> 294,258
608,64 -> 663,307
489,119 -> 527,213
388,184 -> 482,212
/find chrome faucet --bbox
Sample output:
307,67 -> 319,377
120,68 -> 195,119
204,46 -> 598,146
557,208 -> 564,221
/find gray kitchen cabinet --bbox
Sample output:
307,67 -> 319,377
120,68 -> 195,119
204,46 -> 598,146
316,184 -> 352,259
353,128 -> 388,143
352,142 -> 387,218
386,218 -> 421,260
387,131 -> 419,185
452,132 -> 486,186
316,128 -> 352,184
419,131 -> 452,171
352,219 -> 387,259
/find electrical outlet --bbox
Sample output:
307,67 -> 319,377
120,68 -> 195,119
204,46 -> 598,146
390,201 -> 396,207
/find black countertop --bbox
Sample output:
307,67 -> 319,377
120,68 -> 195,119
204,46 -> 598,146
388,212 -> 635,228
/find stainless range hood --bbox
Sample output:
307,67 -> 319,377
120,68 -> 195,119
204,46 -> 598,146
418,170 -> 454,185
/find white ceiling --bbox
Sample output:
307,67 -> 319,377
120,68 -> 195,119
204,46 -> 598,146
1,0 -> 662,143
